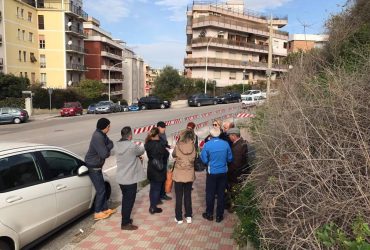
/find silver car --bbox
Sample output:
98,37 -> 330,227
0,142 -> 111,250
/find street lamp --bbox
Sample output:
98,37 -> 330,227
205,31 -> 223,94
108,61 -> 125,101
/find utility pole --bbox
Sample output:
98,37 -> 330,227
266,14 -> 273,100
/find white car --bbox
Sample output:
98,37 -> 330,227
0,142 -> 111,250
241,90 -> 266,99
241,95 -> 266,108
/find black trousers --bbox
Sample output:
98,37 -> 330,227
119,183 -> 137,226
174,181 -> 193,221
205,173 -> 227,217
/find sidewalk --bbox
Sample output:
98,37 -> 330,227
74,171 -> 238,250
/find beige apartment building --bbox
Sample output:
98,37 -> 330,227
184,0 -> 289,87
0,0 -> 40,82
288,34 -> 329,53
1,0 -> 88,89
144,65 -> 161,96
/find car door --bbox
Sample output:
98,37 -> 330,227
0,108 -> 13,123
0,153 -> 57,248
39,150 -> 93,227
151,97 -> 160,109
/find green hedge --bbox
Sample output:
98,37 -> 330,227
0,97 -> 25,108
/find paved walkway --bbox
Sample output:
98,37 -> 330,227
74,171 -> 238,250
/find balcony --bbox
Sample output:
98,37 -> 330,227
65,25 -> 85,37
101,78 -> 123,84
66,63 -> 87,71
192,37 -> 269,53
101,65 -> 122,71
192,15 -> 288,40
184,57 -> 288,72
101,51 -> 123,61
66,45 -> 88,54
65,3 -> 88,20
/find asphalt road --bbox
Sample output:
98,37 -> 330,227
0,103 -> 242,250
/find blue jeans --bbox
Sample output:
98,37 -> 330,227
120,183 -> 137,226
205,173 -> 227,217
149,181 -> 162,209
88,169 -> 108,213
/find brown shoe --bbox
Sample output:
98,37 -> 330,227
103,208 -> 117,215
94,212 -> 110,221
121,224 -> 138,230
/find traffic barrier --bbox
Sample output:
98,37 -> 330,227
236,113 -> 256,118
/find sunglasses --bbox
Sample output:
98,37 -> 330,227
212,123 -> 219,127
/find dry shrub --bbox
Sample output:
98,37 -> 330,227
249,52 -> 370,249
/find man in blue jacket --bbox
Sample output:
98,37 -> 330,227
201,127 -> 233,223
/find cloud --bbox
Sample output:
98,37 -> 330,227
84,0 -> 130,23
155,0 -> 191,21
245,0 -> 292,11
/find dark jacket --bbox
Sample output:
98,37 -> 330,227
85,130 -> 113,168
228,137 -> 249,183
145,140 -> 169,182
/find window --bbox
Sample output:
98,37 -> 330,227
25,72 -> 28,79
29,32 -> 33,42
40,151 -> 81,179
18,50 -> 22,61
17,29 -> 21,39
31,72 -> 36,84
39,35 -> 45,49
38,15 -> 44,29
20,72 -> 23,77
214,70 -> 221,79
28,12 -> 32,22
16,7 -> 19,17
21,9 -> 24,18
40,54 -> 46,68
41,73 -> 47,85
30,53 -> 37,63
229,71 -> 236,80
0,153 -> 41,192
23,51 -> 26,62
22,30 -> 25,40
283,42 -> 288,49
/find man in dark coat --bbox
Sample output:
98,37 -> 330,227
157,121 -> 172,201
85,118 -> 115,221
225,127 -> 249,211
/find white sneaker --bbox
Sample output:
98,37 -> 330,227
175,218 -> 183,224
186,217 -> 192,224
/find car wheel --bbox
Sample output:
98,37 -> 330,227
141,105 -> 147,110
196,102 -> 201,107
13,117 -> 21,124
213,101 -> 217,105
0,239 -> 13,250
160,104 -> 166,109
105,182 -> 111,200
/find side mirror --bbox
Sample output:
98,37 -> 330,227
78,165 -> 89,176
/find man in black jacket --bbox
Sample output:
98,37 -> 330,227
85,118 -> 116,220
157,121 -> 172,201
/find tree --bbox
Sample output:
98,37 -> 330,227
152,66 -> 182,100
75,79 -> 105,99
0,73 -> 30,99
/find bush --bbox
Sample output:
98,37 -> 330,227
0,97 -> 25,108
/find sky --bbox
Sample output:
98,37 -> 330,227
84,0 -> 348,70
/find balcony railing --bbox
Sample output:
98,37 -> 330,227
192,37 -> 269,52
67,3 -> 88,20
101,78 -> 124,84
101,51 -> 123,60
184,57 -> 288,71
101,65 -> 122,71
192,15 -> 289,39
66,45 -> 88,54
65,25 -> 85,37
66,63 -> 87,71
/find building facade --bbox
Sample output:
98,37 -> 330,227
288,34 -> 329,53
83,17 -> 125,99
184,0 -> 289,87
0,0 -> 40,82
144,65 -> 161,96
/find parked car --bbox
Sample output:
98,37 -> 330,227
241,95 -> 266,108
95,101 -> 119,114
60,102 -> 83,117
188,93 -> 218,107
0,142 -> 112,250
0,107 -> 29,124
138,96 -> 171,110
87,103 -> 97,114
128,103 -> 140,111
217,92 -> 242,104
120,105 -> 129,112
241,90 -> 266,99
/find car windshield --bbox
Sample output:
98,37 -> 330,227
131,103 -> 138,106
97,101 -> 110,106
64,103 -> 77,108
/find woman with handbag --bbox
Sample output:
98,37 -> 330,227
145,127 -> 169,214
172,129 -> 196,224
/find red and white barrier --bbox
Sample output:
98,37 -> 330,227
165,119 -> 181,126
133,125 -> 155,135
236,113 -> 256,118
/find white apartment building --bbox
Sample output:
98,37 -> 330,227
184,0 -> 289,87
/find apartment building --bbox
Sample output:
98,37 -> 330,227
144,65 -> 161,96
122,46 -> 145,104
184,0 -> 289,87
0,0 -> 40,82
83,17 -> 125,99
288,34 -> 329,53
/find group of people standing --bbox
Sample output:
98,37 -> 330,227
85,117 -> 249,231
